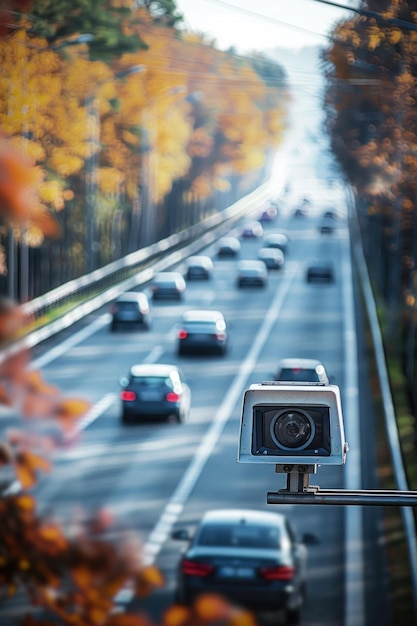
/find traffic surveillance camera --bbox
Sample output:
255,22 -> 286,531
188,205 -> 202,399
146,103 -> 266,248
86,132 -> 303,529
238,382 -> 348,466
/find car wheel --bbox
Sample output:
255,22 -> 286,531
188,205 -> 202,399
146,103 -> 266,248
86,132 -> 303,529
285,608 -> 301,625
110,321 -> 117,332
168,412 -> 182,424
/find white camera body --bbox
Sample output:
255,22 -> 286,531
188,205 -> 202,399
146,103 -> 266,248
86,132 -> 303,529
238,382 -> 347,465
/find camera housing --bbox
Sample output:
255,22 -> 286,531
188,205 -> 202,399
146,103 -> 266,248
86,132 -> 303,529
238,382 -> 347,465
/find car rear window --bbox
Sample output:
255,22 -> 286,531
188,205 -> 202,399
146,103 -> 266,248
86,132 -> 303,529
197,523 -> 280,549
184,321 -> 217,330
131,376 -> 173,389
278,368 -> 319,382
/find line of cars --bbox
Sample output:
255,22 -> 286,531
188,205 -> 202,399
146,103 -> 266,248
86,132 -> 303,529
113,213 -> 332,426
114,256 -> 229,425
168,210 -> 331,622
112,212 -> 332,623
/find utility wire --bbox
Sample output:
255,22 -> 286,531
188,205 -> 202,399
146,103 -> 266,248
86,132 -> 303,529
202,0 -> 417,34
181,0 -> 328,42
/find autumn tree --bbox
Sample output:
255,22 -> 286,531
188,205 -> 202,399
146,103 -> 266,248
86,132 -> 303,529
0,0 -> 289,296
0,116 -> 256,626
323,0 -> 417,439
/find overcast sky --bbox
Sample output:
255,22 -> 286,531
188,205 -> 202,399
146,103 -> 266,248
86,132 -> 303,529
175,0 -> 358,52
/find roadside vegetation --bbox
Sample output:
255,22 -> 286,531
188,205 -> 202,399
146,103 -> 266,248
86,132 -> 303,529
0,0 -> 289,300
323,3 -> 417,620
322,0 -> 417,475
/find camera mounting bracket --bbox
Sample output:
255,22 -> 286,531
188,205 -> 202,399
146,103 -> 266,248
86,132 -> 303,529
269,464 -> 417,507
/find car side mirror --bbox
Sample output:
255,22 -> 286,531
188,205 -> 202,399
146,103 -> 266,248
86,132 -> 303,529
172,528 -> 191,541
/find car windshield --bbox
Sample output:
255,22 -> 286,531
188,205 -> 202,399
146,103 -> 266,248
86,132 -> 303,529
197,523 -> 280,549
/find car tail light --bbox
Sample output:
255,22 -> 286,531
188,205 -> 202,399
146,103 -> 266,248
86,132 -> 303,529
178,329 -> 188,340
260,565 -> 295,580
166,392 -> 181,403
120,390 -> 136,401
182,560 -> 214,577
216,333 -> 226,341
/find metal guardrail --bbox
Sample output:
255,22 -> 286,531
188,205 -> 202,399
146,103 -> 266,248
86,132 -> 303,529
1,183 -> 272,366
347,186 -> 417,621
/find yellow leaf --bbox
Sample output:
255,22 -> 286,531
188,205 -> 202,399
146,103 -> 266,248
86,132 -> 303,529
55,398 -> 91,422
72,566 -> 93,590
14,458 -> 36,489
15,494 -> 36,511
194,593 -> 232,621
134,565 -> 164,597
163,605 -> 190,626
368,33 -> 381,51
38,523 -> 67,550
388,29 -> 402,45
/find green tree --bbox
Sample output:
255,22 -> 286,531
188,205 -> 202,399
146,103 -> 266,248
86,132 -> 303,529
25,0 -> 148,59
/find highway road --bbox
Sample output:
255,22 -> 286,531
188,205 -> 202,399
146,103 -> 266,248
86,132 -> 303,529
0,133 -> 393,626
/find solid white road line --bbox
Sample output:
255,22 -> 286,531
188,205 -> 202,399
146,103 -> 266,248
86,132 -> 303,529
342,229 -> 364,626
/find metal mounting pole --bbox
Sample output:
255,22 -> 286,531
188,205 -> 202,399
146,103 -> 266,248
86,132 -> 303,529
268,464 -> 417,507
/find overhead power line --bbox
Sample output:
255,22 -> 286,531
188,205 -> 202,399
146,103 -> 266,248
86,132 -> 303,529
186,0 -> 327,42
310,0 -> 417,33
192,0 -> 417,36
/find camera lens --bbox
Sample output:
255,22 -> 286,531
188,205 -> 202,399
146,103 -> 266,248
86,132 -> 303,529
270,409 -> 315,450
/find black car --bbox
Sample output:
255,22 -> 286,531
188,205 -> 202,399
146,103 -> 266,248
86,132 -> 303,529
119,363 -> 191,424
236,260 -> 267,288
217,237 -> 241,258
110,292 -> 151,331
151,272 -> 186,300
173,508 -> 309,624
177,310 -> 229,355
306,262 -> 334,283
185,256 -> 214,280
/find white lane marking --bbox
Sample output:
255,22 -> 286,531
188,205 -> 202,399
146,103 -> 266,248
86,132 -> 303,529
31,314 -> 111,369
59,435 -> 197,461
143,346 -> 164,364
128,263 -> 298,577
342,231 -> 364,626
64,393 -> 116,441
